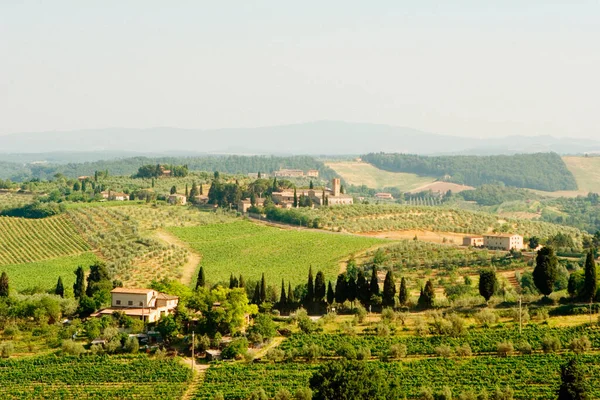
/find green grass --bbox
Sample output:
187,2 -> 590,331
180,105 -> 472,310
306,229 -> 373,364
168,220 -> 386,288
563,156 -> 600,194
1,252 -> 98,292
325,161 -> 435,190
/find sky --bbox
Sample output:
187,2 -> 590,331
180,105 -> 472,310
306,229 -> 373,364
0,1 -> 599,139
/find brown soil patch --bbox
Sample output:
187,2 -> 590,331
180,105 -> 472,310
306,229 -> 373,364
408,181 -> 474,194
358,230 -> 468,245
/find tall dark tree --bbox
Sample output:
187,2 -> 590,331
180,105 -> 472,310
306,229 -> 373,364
73,266 -> 85,299
195,266 -> 205,289
306,267 -> 315,307
533,246 -> 559,297
382,270 -> 396,307
170,185 -> 177,195
418,280 -> 435,309
238,274 -> 245,288
0,271 -> 8,297
369,266 -> 380,297
287,282 -> 295,305
529,236 -> 540,250
327,281 -> 335,305
252,282 -> 261,305
55,276 -> 65,298
581,250 -> 597,302
356,271 -> 369,305
260,273 -> 267,303
479,269 -> 498,303
309,180 -> 314,189
272,177 -> 278,193
279,280 -> 287,306
346,275 -> 357,305
293,188 -> 298,208
558,358 -> 589,400
398,277 -> 408,306
310,360 -> 392,400
335,274 -> 347,304
314,271 -> 326,303
229,274 -> 239,289
185,183 -> 189,197
86,262 -> 111,298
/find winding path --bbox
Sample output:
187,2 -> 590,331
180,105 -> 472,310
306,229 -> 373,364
154,229 -> 201,286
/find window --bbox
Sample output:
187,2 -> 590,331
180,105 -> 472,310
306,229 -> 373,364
139,301 -> 144,306
116,300 -> 121,305
128,300 -> 133,306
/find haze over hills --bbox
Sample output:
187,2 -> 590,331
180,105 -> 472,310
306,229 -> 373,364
1,121 -> 599,158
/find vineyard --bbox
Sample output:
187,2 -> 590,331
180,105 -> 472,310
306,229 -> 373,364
0,354 -> 192,399
169,220 -> 386,287
297,204 -> 584,242
67,207 -> 190,286
2,252 -> 98,292
0,215 -> 90,265
197,354 -> 600,399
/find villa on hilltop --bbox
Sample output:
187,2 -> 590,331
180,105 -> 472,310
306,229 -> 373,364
93,288 -> 179,323
463,234 -> 524,251
271,178 -> 353,207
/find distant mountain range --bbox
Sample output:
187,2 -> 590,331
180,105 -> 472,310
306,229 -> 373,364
1,121 -> 599,159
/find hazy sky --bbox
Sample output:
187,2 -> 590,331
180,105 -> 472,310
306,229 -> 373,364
1,1 -> 598,139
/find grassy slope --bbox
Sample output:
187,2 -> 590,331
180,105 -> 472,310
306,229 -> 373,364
1,252 -> 97,292
168,220 -> 386,288
563,156 -> 600,194
325,161 -> 434,190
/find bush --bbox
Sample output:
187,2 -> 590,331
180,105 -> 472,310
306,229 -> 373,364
388,344 -> 407,359
123,337 -> 139,354
381,307 -> 395,321
61,340 -> 86,356
435,345 -> 453,358
496,342 -> 514,357
457,391 -> 477,400
436,386 -> 453,400
541,336 -> 561,353
517,341 -> 532,355
247,388 -> 268,400
0,342 -> 14,358
265,348 -> 285,362
419,387 -> 435,400
293,388 -> 312,400
222,338 -> 249,360
302,344 -> 323,362
455,344 -> 472,357
354,304 -> 367,323
355,346 -> 371,360
273,389 -> 293,400
569,336 -> 591,354
335,342 -> 357,360
474,309 -> 498,327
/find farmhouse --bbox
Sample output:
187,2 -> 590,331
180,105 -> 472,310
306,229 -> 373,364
307,169 -> 319,178
463,236 -> 484,247
271,178 -> 353,207
238,198 -> 266,213
100,191 -> 129,201
483,234 -> 524,251
375,192 -> 394,200
168,194 -> 187,205
93,288 -> 179,323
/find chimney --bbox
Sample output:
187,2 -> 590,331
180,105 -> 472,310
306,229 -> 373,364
332,178 -> 341,197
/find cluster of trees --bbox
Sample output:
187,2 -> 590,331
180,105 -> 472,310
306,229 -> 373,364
459,184 -> 539,206
0,201 -> 66,218
133,164 -> 189,179
542,193 -> 600,234
362,152 -> 578,192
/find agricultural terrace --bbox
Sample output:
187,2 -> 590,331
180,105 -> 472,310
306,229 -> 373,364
168,220 -> 387,287
198,354 -> 600,399
0,215 -> 89,265
67,206 -> 190,287
2,253 -> 98,292
324,161 -> 434,191
299,204 -> 584,242
0,355 -> 192,399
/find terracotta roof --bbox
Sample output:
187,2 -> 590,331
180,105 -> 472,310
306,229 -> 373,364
484,234 -> 522,238
111,288 -> 154,294
156,293 -> 179,300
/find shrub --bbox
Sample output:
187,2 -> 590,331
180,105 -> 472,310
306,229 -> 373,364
541,336 -> 561,353
388,344 -> 407,359
381,307 -> 396,321
61,340 -> 86,356
354,304 -> 367,323
419,387 -> 435,400
222,338 -> 249,360
474,309 -> 498,327
435,345 -> 453,358
302,344 -> 323,362
517,341 -> 532,355
0,342 -> 14,358
569,336 -> 591,354
335,342 -> 357,360
123,337 -> 139,354
355,346 -> 371,360
247,388 -> 268,400
457,391 -> 477,400
375,322 -> 391,337
294,388 -> 312,400
455,344 -> 472,357
436,386 -> 453,400
496,342 -> 514,357
265,348 -> 285,362
274,389 -> 293,400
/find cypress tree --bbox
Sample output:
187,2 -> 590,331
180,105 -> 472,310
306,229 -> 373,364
0,271 -> 9,297
356,271 -> 369,305
346,275 -> 357,304
314,271 -> 326,303
581,250 -> 597,302
73,266 -> 85,299
382,270 -> 396,307
239,274 -> 245,288
479,268 -> 498,303
229,274 -> 239,289
327,281 -> 335,305
309,180 -> 314,189
369,266 -> 380,297
279,280 -> 287,306
558,358 -> 589,400
293,189 -> 298,208
272,177 -> 278,192
335,273 -> 347,304
55,277 -> 65,298
86,262 -> 111,297
260,273 -> 267,303
418,280 -> 435,309
252,282 -> 261,305
288,282 -> 295,305
533,246 -> 559,297
196,266 -> 205,289
306,267 -> 315,307
170,185 -> 177,195
398,277 -> 408,306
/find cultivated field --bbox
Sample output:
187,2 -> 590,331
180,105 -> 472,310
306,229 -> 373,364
563,156 -> 600,194
168,220 -> 387,288
0,215 -> 90,265
325,161 -> 434,190
408,181 -> 474,194
2,252 -> 98,292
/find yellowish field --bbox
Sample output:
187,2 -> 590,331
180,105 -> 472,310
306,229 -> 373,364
563,155 -> 600,194
325,161 -> 435,190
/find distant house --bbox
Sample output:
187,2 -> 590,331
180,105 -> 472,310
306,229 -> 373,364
168,194 -> 187,205
375,192 -> 394,200
274,169 -> 305,178
77,176 -> 90,181
100,191 -> 129,201
306,169 -> 319,178
463,236 -> 484,247
238,198 -> 265,213
483,234 -> 524,251
93,288 -> 179,323
193,194 -> 209,204
271,178 -> 353,208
